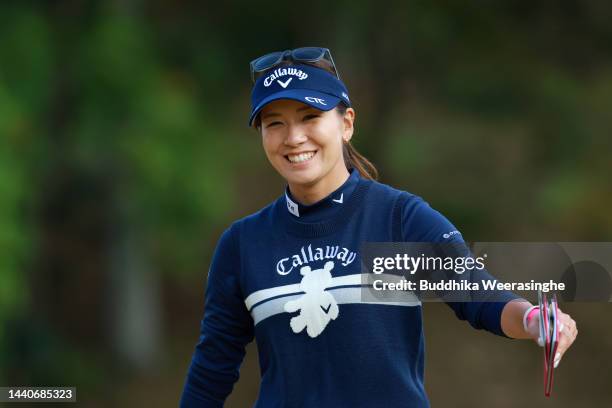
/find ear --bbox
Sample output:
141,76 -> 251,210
300,266 -> 311,276
342,108 -> 355,143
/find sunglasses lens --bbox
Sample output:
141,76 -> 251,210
250,48 -> 339,83
292,47 -> 325,61
253,52 -> 284,71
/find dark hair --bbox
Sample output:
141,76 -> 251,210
335,102 -> 378,181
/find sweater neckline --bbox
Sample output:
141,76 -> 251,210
284,168 -> 360,222
276,170 -> 372,238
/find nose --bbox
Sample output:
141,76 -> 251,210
284,124 -> 308,146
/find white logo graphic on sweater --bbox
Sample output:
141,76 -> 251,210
285,192 -> 299,217
442,230 -> 461,239
276,244 -> 357,275
284,261 -> 339,338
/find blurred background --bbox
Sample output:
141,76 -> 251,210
1,1 -> 611,407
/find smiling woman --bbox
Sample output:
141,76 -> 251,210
179,47 -> 578,408
255,98 -> 377,194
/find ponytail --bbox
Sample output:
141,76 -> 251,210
336,103 -> 378,181
342,141 -> 379,181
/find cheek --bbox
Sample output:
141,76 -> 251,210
323,131 -> 345,153
321,118 -> 345,149
261,138 -> 274,161
262,134 -> 284,162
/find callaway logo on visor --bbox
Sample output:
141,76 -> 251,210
263,67 -> 309,87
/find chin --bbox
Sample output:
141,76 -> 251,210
281,168 -> 322,187
284,173 -> 319,187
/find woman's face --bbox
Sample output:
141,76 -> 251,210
259,99 -> 354,190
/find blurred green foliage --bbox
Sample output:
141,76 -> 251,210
0,1 -> 610,405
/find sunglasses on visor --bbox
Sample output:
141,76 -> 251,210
250,47 -> 340,83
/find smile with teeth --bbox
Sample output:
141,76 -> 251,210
286,151 -> 316,164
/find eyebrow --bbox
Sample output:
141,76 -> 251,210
261,105 -> 315,119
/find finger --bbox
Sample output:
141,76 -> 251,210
554,323 -> 577,366
554,352 -> 561,368
554,323 -> 567,368
562,317 -> 578,337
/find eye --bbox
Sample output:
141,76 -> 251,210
303,114 -> 320,121
265,121 -> 282,128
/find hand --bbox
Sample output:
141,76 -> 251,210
526,307 -> 578,368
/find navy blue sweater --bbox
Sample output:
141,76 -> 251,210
180,169 -> 519,407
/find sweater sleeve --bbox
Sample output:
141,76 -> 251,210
180,223 -> 255,407
401,195 -> 521,338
